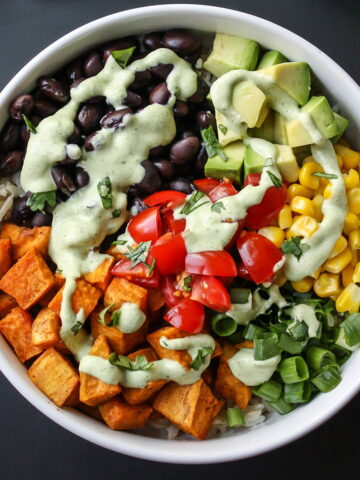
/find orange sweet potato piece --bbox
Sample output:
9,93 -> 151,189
104,277 -> 147,312
153,379 -> 224,440
0,292 -> 17,317
84,257 -> 115,292
80,335 -> 121,406
28,347 -> 80,407
147,288 -> 165,312
0,223 -> 51,260
0,249 -> 55,309
78,403 -> 103,422
31,307 -> 68,353
99,396 -> 152,430
122,348 -> 167,405
48,278 -> 101,318
0,238 -> 12,278
0,307 -> 43,362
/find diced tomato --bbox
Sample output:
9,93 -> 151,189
193,178 -> 221,195
128,206 -> 162,243
151,232 -> 187,275
163,210 -> 186,235
111,252 -> 160,288
143,190 -> 186,210
161,275 -> 181,307
185,251 -> 237,277
164,298 -> 205,333
191,275 -> 231,312
237,262 -> 252,281
208,182 -> 238,202
244,173 -> 261,186
237,232 -> 284,284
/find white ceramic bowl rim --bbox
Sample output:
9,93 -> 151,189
0,4 -> 359,465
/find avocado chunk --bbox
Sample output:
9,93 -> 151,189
285,119 -> 313,147
260,62 -> 311,106
203,33 -> 260,77
331,112 -> 349,143
275,145 -> 299,183
251,110 -> 274,142
257,50 -> 287,69
243,145 -> 265,179
216,111 -> 242,146
273,113 -> 288,145
232,81 -> 268,128
205,141 -> 246,184
302,96 -> 339,138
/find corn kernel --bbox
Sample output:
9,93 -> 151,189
312,194 -> 323,222
285,229 -> 296,240
323,247 -> 352,274
287,184 -> 313,203
257,226 -> 285,248
299,161 -> 323,190
323,184 -> 332,199
347,188 -> 360,214
336,282 -> 360,313
352,262 -> 360,283
302,156 -> 314,164
330,294 -> 339,302
278,205 -> 292,229
329,235 -> 347,259
342,264 -> 355,288
335,144 -> 360,170
343,212 -> 360,236
336,154 -> 343,169
310,266 -> 322,280
349,229 -> 360,250
291,277 -> 313,293
350,249 -> 358,266
274,270 -> 287,287
290,196 -> 315,217
289,215 -> 318,238
314,273 -> 340,297
343,169 -> 359,189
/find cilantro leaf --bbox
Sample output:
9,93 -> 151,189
201,126 -> 228,162
211,201 -> 225,213
111,47 -> 136,68
180,191 -> 210,215
71,320 -> 83,335
124,241 -> 151,268
218,124 -> 228,135
267,171 -> 282,190
190,347 -> 214,370
26,191 -> 56,214
108,352 -> 153,371
22,114 -> 37,134
183,275 -> 192,292
112,209 -> 121,218
312,172 -> 338,179
97,177 -> 112,209
281,236 -> 310,261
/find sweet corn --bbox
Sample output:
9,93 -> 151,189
349,229 -> 360,250
329,235 -> 347,259
278,205 -> 292,229
287,184 -> 313,202
343,169 -> 359,189
314,273 -> 340,297
330,294 -> 339,302
335,282 -> 360,313
257,227 -> 285,248
302,156 -> 314,164
274,270 -> 287,287
323,184 -> 332,199
312,178 -> 328,196
290,196 -> 315,217
291,277 -> 313,293
343,212 -> 360,236
299,161 -> 323,190
289,215 -> 318,238
312,194 -> 324,222
350,249 -> 358,266
336,154 -> 343,169
310,266 -> 322,280
334,144 -> 360,170
342,264 -> 354,288
347,188 -> 360,214
352,262 -> 360,283
323,247 -> 352,274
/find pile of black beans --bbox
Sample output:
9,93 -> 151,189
0,29 -> 216,225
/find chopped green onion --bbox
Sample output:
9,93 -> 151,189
111,240 -> 127,246
226,407 -> 245,427
97,176 -> 112,209
201,126 -> 228,162
22,114 -> 37,134
306,346 -> 336,371
340,312 -> 360,347
311,365 -> 341,392
254,332 -> 280,361
230,288 -> 251,305
252,379 -> 282,402
284,381 -> 311,404
226,328 -> 245,345
244,324 -> 265,340
111,46 -> 136,68
268,396 -> 294,415
312,172 -> 338,179
328,344 -> 351,365
288,320 -> 309,340
278,333 -> 306,354
267,171 -> 282,190
278,356 -> 309,384
211,313 -> 237,337
124,241 -> 151,268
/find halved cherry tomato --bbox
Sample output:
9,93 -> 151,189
208,182 -> 238,202
164,297 -> 205,333
143,190 -> 186,210
185,251 -> 237,277
193,178 -> 221,195
244,173 -> 261,186
161,275 -> 180,306
128,206 -> 162,243
111,255 -> 160,289
151,232 -> 187,275
237,232 -> 284,284
162,210 -> 186,235
191,275 -> 231,312
237,262 -> 252,281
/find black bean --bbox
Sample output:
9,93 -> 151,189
51,165 -> 76,195
153,159 -> 175,180
162,30 -> 200,54
170,136 -> 200,164
71,78 -> 85,89
188,79 -> 209,104
143,32 -> 163,51
87,95 -> 106,105
76,104 -> 103,134
74,167 -> 89,189
0,151 -> 24,176
31,211 -> 53,227
196,110 -> 216,130
173,100 -> 189,117
67,125 -> 81,144
10,94 -> 34,122
83,132 -> 97,152
10,197 -> 33,225
38,77 -> 69,103
149,145 -> 167,159
168,177 -> 195,194
100,108 -> 132,129
129,197 -> 148,214
150,64 -> 173,79
84,51 -> 103,77
20,124 -> 30,145
130,70 -> 152,91
102,37 -> 139,62
0,122 -> 20,151
34,99 -> 59,117
134,159 -> 162,195
175,163 -> 193,177
149,82 -> 170,105
67,58 -> 84,81
183,47 -> 201,65
195,143 -> 208,172
58,156 -> 78,166
181,130 -> 196,139
123,91 -> 142,108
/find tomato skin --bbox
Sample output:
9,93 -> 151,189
143,190 -> 186,210
208,182 -> 238,202
244,173 -> 261,186
163,210 -> 186,235
193,178 -> 221,195
237,262 -> 252,281
111,253 -> 160,288
128,206 -> 162,243
237,232 -> 284,284
191,275 -> 231,312
151,232 -> 187,275
164,298 -> 205,333
161,275 -> 180,307
185,251 -> 237,277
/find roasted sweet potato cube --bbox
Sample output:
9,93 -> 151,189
122,348 -> 167,405
78,403 -> 103,422
104,277 -> 147,312
84,257 -> 115,292
31,307 -> 68,353
0,249 -> 55,309
48,278 -> 101,318
0,223 -> 51,260
147,288 -> 165,312
28,347 -> 80,407
90,309 -> 148,355
0,307 -> 43,362
105,246 -> 126,261
0,238 -> 12,278
80,335 -> 121,406
0,292 -> 17,317
99,396 -> 152,430
153,379 -> 224,440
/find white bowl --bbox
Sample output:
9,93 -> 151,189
0,4 -> 359,464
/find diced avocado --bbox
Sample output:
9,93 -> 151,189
260,62 -> 311,106
285,119 -> 313,147
273,113 -> 288,144
251,110 -> 274,142
274,145 -> 299,183
257,50 -> 287,69
203,33 -> 260,77
205,141 -> 246,184
216,111 -> 242,146
331,112 -> 349,143
243,145 -> 265,179
293,145 -> 312,162
302,96 -> 339,138
232,81 -> 268,128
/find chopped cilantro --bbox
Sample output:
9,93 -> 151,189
190,347 -> 213,370
281,236 -> 310,261
267,171 -> 282,190
22,114 -> 37,134
312,172 -> 338,179
201,126 -> 228,162
26,191 -> 56,214
111,47 -> 136,69
97,177 -> 112,209
211,201 -> 225,213
180,191 -> 210,215
108,352 -> 153,371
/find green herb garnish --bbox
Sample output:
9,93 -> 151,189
281,236 -> 310,261
97,177 -> 112,209
22,114 -> 37,134
112,209 -> 121,218
124,241 -> 151,268
190,347 -> 213,370
109,352 -> 153,371
111,47 -> 136,69
211,201 -> 225,213
71,321 -> 83,335
111,240 -> 127,246
267,171 -> 282,190
218,124 -> 228,135
180,191 -> 210,215
264,157 -> 274,167
183,275 -> 192,292
26,191 -> 56,214
312,172 -> 338,180
201,126 -> 228,162
98,304 -> 119,327
147,258 -> 156,277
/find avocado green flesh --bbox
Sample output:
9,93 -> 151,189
243,145 -> 265,178
257,50 -> 287,69
302,96 -> 339,139
331,112 -> 349,143
205,141 -> 246,184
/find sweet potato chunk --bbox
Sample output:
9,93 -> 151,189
0,249 -> 55,309
31,307 -> 68,353
84,257 -> 115,292
80,335 -> 121,406
0,223 -> 51,260
90,309 -> 148,355
0,307 -> 43,362
122,348 -> 167,405
153,379 -> 224,440
147,288 -> 165,312
104,277 -> 147,312
99,396 -> 152,430
0,292 -> 17,317
0,238 -> 12,278
28,347 -> 80,407
48,278 -> 101,318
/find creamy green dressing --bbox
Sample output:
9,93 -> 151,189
288,303 -> 320,338
115,302 -> 146,333
228,348 -> 281,386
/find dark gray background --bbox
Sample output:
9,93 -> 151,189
0,0 -> 359,478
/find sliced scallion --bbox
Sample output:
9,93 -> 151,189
284,381 -> 311,404
328,344 -> 351,366
306,346 -> 336,371
278,333 -> 306,354
310,365 -> 341,392
230,288 -> 251,304
254,332 -> 280,361
226,328 -> 245,345
226,408 -> 245,427
211,313 -> 237,337
244,324 -> 265,340
278,356 -> 309,384
268,396 -> 294,415
252,379 -> 282,402
340,312 -> 360,347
